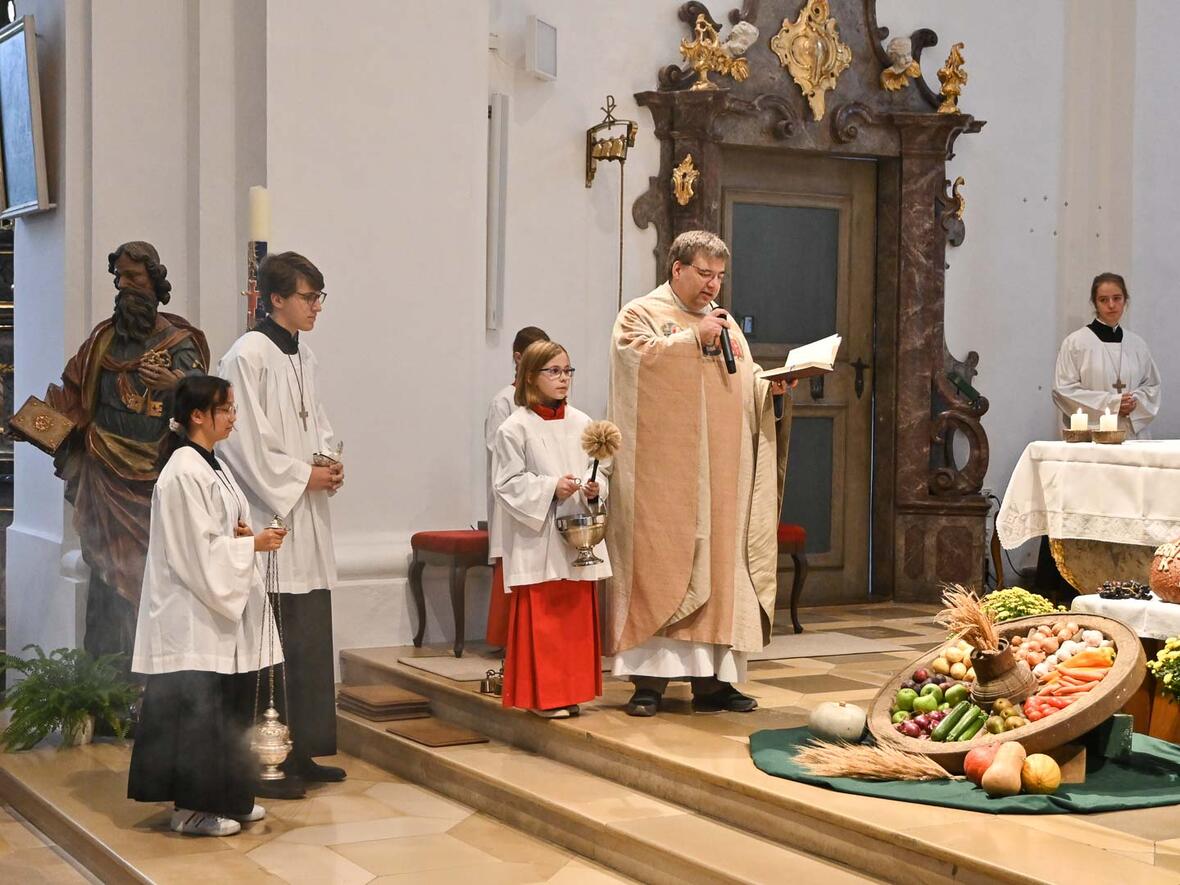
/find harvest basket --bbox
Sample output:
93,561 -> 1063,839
867,613 -> 1145,774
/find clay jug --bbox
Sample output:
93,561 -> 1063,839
969,639 -> 1036,709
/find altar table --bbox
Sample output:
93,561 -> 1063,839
997,440 -> 1180,592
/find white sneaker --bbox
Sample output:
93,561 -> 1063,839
230,804 -> 266,823
170,809 -> 242,836
529,707 -> 571,719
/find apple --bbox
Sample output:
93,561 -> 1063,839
944,683 -> 969,706
919,684 -> 944,704
912,668 -> 930,683
911,694 -> 939,714
895,688 -> 918,711
892,710 -> 909,724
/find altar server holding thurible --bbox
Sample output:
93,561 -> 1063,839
129,376 -> 287,837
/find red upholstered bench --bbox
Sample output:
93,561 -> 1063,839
776,522 -> 808,634
408,530 -> 491,658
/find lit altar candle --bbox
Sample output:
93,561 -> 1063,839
249,186 -> 270,242
1099,407 -> 1118,432
1070,409 -> 1088,432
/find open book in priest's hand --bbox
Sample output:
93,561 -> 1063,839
758,333 -> 842,383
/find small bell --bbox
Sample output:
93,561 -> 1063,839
251,706 -> 293,781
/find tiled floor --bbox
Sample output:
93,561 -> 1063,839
0,745 -> 634,884
0,804 -> 98,884
354,601 -> 1180,881
8,601 -> 1180,882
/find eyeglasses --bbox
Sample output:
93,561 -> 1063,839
292,290 -> 328,306
214,404 -> 238,416
536,367 -> 576,379
687,265 -> 726,284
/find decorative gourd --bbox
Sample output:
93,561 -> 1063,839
980,741 -> 1026,797
1151,542 -> 1180,604
808,702 -> 867,742
1020,754 -> 1062,794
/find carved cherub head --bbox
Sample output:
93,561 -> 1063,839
885,37 -> 915,72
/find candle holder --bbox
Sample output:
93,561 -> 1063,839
242,240 -> 268,330
1063,429 -> 1093,443
1092,429 -> 1126,445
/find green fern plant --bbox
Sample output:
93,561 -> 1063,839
0,645 -> 139,750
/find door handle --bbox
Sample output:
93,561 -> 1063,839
809,374 -> 825,400
852,357 -> 870,399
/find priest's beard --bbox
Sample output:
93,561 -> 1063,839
112,288 -> 159,343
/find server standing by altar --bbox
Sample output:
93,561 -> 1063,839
218,252 -> 346,795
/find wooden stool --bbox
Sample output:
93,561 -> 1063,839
408,530 -> 491,658
776,522 -> 808,634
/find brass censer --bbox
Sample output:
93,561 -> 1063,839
555,421 -> 622,567
252,515 -> 292,780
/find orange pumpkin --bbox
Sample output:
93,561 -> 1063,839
1020,754 -> 1062,794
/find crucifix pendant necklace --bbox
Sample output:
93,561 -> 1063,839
287,352 -> 309,430
1101,341 -> 1125,393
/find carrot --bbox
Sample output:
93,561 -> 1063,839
1054,667 -> 1108,681
1054,683 -> 1097,695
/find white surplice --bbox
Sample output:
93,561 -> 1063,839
1052,324 -> 1161,438
485,384 -> 515,562
217,333 -> 337,595
132,446 -> 282,675
493,405 -> 611,589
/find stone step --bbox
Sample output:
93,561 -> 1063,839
340,647 -> 1179,885
337,709 -> 879,885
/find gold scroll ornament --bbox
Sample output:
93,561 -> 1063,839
672,154 -> 699,206
770,0 -> 852,121
950,176 -> 966,220
938,42 -> 968,114
680,14 -> 751,91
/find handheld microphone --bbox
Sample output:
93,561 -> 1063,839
710,302 -> 737,375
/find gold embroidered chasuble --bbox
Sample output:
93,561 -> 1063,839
605,283 -> 791,656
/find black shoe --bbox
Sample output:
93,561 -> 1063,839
691,685 -> 758,713
297,760 -> 347,783
624,688 -> 661,717
254,775 -> 306,800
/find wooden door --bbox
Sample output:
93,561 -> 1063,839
721,151 -> 876,603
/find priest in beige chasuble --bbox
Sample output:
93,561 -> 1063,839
605,231 -> 791,716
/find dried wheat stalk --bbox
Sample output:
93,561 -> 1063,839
934,584 -> 1000,652
795,739 -> 961,781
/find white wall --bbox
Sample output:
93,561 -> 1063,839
266,0 -> 491,653
1132,0 -> 1180,440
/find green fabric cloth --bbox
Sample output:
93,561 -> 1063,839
749,727 -> 1180,814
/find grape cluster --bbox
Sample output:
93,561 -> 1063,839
1098,579 -> 1152,601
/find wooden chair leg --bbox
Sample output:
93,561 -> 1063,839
790,551 -> 808,634
409,556 -> 427,647
449,560 -> 466,658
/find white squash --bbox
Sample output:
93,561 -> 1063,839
808,702 -> 867,742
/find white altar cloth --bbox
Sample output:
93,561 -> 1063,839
997,440 -> 1180,549
1071,593 -> 1180,641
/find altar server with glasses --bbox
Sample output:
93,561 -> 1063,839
217,252 -> 345,795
